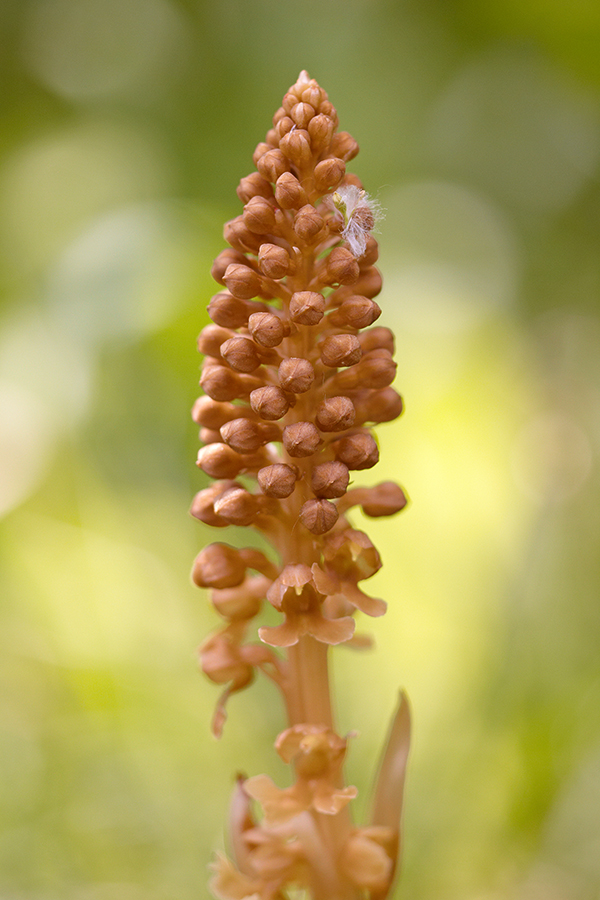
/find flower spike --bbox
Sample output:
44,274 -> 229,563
191,70 -> 409,900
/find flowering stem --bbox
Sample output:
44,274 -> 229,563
192,71 -> 411,900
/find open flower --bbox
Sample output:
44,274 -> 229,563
258,563 -> 355,647
245,725 -> 357,826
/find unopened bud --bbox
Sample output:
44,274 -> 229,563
257,149 -> 290,182
196,443 -> 244,479
222,263 -> 262,301
211,574 -> 270,621
258,463 -> 298,498
220,336 -> 262,373
282,91 -> 298,114
223,216 -> 262,253
360,236 -> 379,267
192,543 -> 247,589
200,363 -> 255,402
243,196 -> 277,235
359,482 -> 408,518
335,432 -> 379,469
280,129 -> 312,169
190,482 -> 235,527
208,292 -> 267,329
311,461 -> 350,498
291,102 -> 315,129
278,357 -> 315,393
248,311 -> 286,348
356,387 -> 403,423
213,485 -> 261,527
301,84 -> 324,108
252,142 -> 272,165
328,295 -> 381,329
275,172 -> 309,210
353,265 -> 383,298
276,115 -> 295,140
308,115 -> 336,155
294,205 -> 325,242
250,385 -> 290,420
211,249 -> 247,284
299,498 -> 339,534
289,291 -> 325,325
257,243 -> 290,279
326,248 -> 360,285
221,418 -> 279,454
282,421 -> 321,457
314,157 -> 345,192
329,131 -> 359,161
316,396 -> 356,432
197,324 -> 233,358
236,173 -> 273,203
332,350 -> 396,392
358,327 -> 395,355
320,333 -> 362,368
192,395 -> 241,429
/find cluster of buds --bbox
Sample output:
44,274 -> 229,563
191,71 -> 410,900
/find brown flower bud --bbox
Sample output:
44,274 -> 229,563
258,463 -> 298,498
358,327 -> 395,355
329,131 -> 359,161
211,248 -> 248,284
316,396 -> 356,432
265,128 -> 279,147
192,542 -> 247,589
276,115 -> 295,140
220,336 -> 262,373
196,324 -> 233,358
198,427 -> 221,445
257,243 -> 290,280
221,418 -> 279,454
356,482 -> 408,518
359,235 -> 379,267
291,102 -> 315,129
294,205 -> 325,242
331,350 -> 396,392
328,295 -> 381,329
200,362 -> 260,402
248,311 -> 286,348
275,172 -> 308,210
257,149 -> 290,182
355,387 -> 403,424
308,115 -> 336,155
314,157 -> 345,192
353,265 -> 383,298
335,432 -> 379,469
196,443 -> 245,479
242,196 -> 277,235
190,482 -> 235,527
223,216 -> 262,253
280,129 -> 312,169
301,84 -> 324,108
320,333 -> 362,368
289,291 -> 325,325
282,421 -> 321,457
278,357 -> 315,393
236,173 -> 273,203
326,248 -> 360,285
211,574 -> 270,620
319,100 -> 338,122
299,498 -> 339,534
213,485 -> 261,527
311,461 -> 350,498
207,292 -> 267,329
252,142 -> 272,165
222,264 -> 262,301
250,385 -> 290,420
282,91 -> 298,114
192,395 -> 243,429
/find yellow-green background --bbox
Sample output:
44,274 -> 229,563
1,1 -> 599,898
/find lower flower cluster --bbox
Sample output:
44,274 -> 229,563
191,71 -> 410,900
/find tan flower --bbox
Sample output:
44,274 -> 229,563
258,564 -> 354,647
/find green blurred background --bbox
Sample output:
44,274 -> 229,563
1,1 -> 599,897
